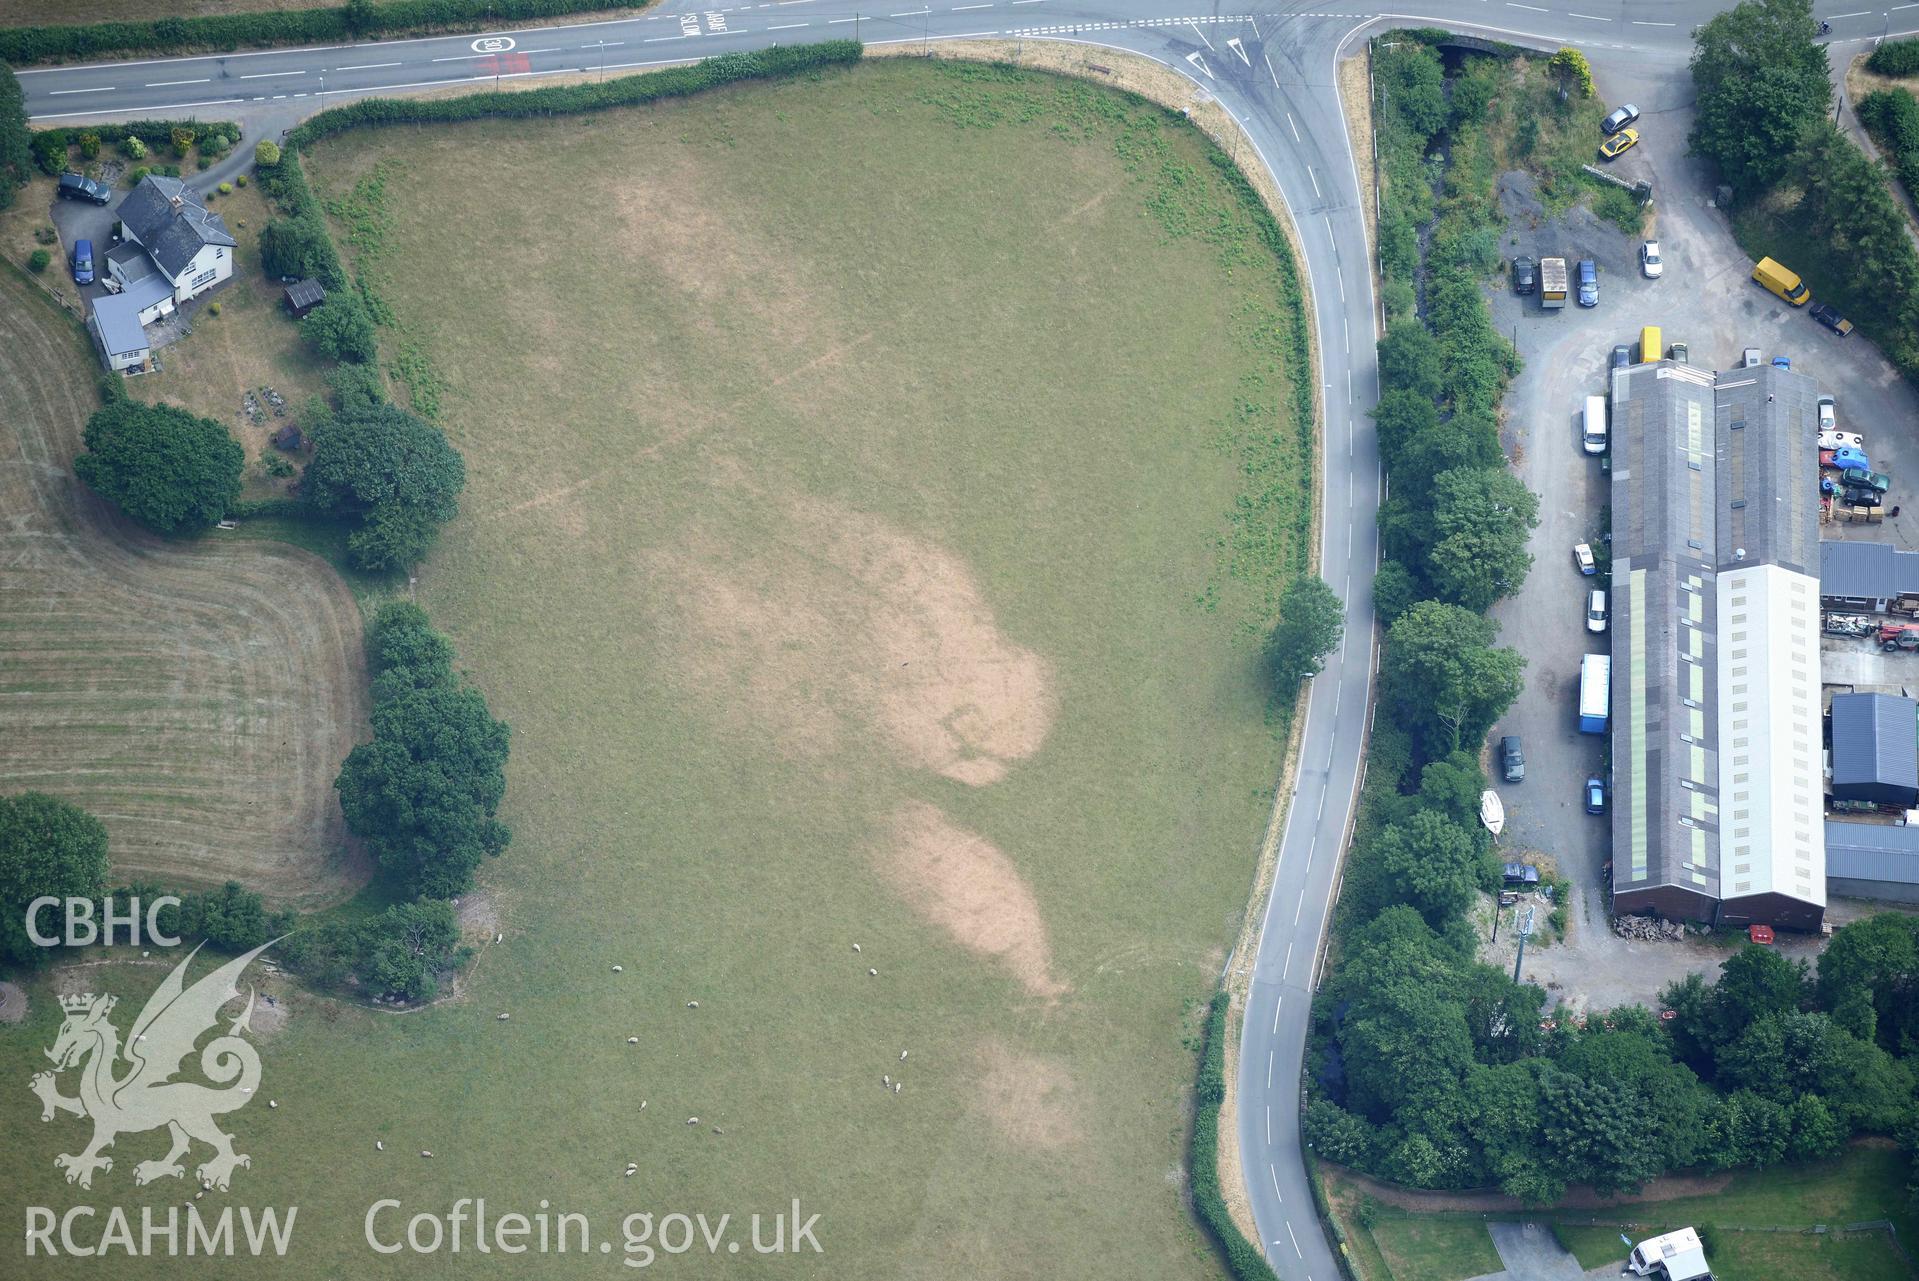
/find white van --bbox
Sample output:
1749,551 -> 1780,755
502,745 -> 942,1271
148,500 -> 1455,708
1582,394 -> 1608,455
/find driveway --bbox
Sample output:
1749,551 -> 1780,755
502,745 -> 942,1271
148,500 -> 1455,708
47,186 -> 118,309
1467,1220 -> 1625,1281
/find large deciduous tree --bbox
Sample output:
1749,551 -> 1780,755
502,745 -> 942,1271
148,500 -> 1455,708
1265,576 -> 1345,687
1426,468 -> 1539,612
73,400 -> 243,535
0,793 -> 109,967
305,403 -> 465,571
1689,0 -> 1831,196
1382,601 -> 1525,754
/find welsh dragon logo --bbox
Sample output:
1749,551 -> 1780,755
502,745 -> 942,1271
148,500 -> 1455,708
30,942 -> 274,1191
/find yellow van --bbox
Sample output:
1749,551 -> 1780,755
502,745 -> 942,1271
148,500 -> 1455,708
1752,257 -> 1811,307
1639,325 -> 1662,364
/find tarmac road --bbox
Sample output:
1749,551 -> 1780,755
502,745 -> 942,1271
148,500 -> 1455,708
15,3 -> 1900,1275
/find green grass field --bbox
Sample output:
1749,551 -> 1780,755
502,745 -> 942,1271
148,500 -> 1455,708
0,59 -> 1310,1278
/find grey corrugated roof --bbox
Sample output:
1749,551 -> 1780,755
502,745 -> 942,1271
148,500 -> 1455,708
1826,820 -> 1919,885
1716,365 -> 1819,576
115,175 -> 234,281
1831,693 -> 1919,789
1822,540 -> 1919,600
1609,363 -> 1722,903
285,278 -> 326,308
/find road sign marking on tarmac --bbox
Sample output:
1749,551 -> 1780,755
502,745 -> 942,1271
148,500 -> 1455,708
471,35 -> 517,52
1227,36 -> 1251,65
1185,51 -> 1214,80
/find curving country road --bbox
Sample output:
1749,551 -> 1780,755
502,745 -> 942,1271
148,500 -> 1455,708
14,2 -> 1892,1273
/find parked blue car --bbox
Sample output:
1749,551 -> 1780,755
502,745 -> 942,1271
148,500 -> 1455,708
1831,446 -> 1870,471
70,238 -> 93,286
1576,259 -> 1599,307
1772,354 -> 1791,370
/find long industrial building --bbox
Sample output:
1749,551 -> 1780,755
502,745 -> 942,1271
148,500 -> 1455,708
1606,359 -> 1826,930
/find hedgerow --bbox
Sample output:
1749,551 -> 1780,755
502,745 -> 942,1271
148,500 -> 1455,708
1868,36 -> 1919,77
1189,992 -> 1282,1281
2,0 -> 629,67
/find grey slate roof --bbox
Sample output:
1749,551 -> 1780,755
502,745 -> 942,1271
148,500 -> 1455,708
1822,540 -> 1919,601
115,175 -> 234,281
105,239 -> 156,283
1831,692 -> 1919,791
1825,820 -> 1919,885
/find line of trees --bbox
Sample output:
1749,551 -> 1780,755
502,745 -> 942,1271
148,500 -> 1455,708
1695,0 -> 1919,385
0,64 -> 29,212
336,602 -> 511,899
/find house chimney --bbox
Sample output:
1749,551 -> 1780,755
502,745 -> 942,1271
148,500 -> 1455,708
169,194 -> 184,213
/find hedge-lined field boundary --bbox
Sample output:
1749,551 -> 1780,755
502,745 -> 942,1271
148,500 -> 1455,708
1,0 -> 633,68
1190,991 -> 1284,1281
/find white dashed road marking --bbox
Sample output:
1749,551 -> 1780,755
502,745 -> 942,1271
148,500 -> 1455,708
145,77 -> 210,85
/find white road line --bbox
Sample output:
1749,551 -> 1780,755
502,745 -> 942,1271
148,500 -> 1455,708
829,16 -> 859,21
576,41 -> 620,48
1283,941 -> 1294,977
1285,110 -> 1300,141
1895,4 -> 1919,11
1568,11 -> 1609,19
1270,1165 -> 1283,1200
1187,18 -> 1215,49
1342,315 -> 1349,353
1266,1050 -> 1274,1087
1271,993 -> 1282,1034
145,77 -> 211,86
432,53 -> 478,60
1294,893 -> 1306,925
335,61 -> 401,70
1265,1105 -> 1271,1144
1287,1223 -> 1302,1258
1308,166 -> 1322,197
954,3 -> 993,8
768,21 -> 809,28
1632,18 -> 1676,24
890,7 -> 930,13
1830,8 -> 1871,16
243,69 -> 302,77
519,46 -> 562,53
1266,51 -> 1283,91
644,34 -> 689,40
1506,2 -> 1546,10
49,86 -> 115,94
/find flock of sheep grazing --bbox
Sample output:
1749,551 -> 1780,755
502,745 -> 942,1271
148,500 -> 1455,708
366,933 -> 917,1168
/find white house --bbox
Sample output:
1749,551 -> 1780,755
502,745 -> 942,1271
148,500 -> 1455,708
111,175 -> 234,304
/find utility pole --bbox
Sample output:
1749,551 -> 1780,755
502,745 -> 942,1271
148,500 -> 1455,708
317,73 -> 325,112
593,38 -> 609,81
1512,906 -> 1536,983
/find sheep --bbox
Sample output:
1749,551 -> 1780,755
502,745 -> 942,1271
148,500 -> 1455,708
686,1001 -> 700,1009
495,932 -> 503,943
627,1036 -> 639,1045
893,1082 -> 902,1095
883,1074 -> 891,1087
612,965 -> 624,973
686,1117 -> 699,1126
868,968 -> 878,977
852,943 -> 861,953
268,1100 -> 279,1109
497,1012 -> 510,1021
899,1050 -> 908,1062
421,1151 -> 433,1159
375,1141 -> 385,1152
